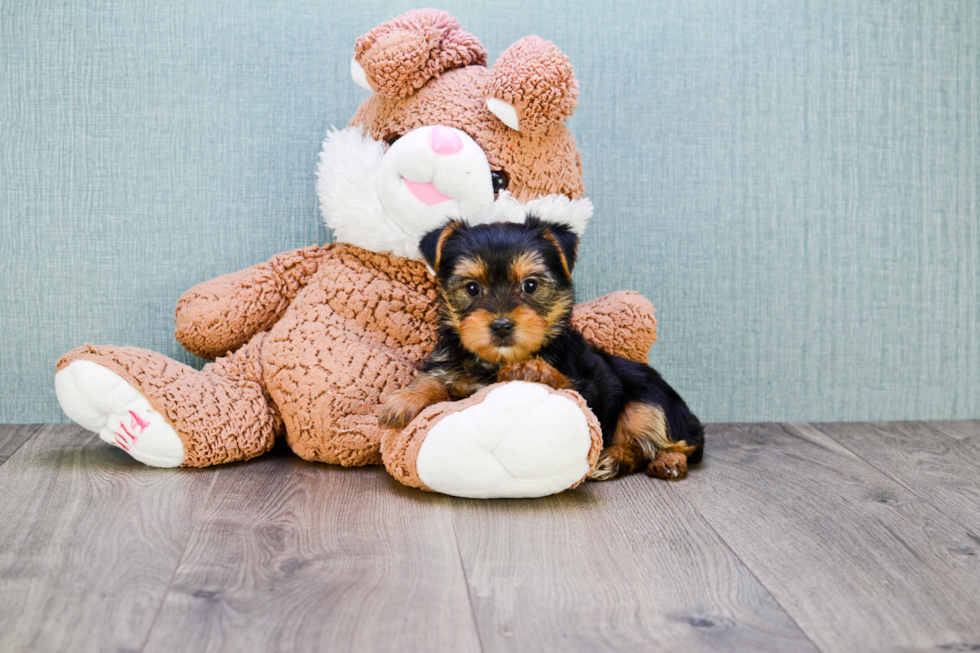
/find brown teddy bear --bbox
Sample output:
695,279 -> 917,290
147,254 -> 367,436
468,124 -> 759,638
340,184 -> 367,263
54,9 -> 658,498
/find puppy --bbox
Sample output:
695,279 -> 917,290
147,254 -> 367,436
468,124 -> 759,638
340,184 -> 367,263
379,217 -> 704,480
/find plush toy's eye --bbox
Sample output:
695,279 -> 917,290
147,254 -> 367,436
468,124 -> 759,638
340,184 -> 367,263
522,279 -> 538,294
384,132 -> 402,147
465,281 -> 481,297
491,170 -> 509,194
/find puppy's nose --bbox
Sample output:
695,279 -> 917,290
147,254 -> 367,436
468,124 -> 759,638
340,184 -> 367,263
429,126 -> 463,156
490,318 -> 515,338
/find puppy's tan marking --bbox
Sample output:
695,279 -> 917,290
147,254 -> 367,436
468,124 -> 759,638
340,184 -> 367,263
508,304 -> 550,358
509,251 -> 547,284
452,256 -> 488,287
433,221 -> 462,272
541,288 -> 574,340
613,402 -> 672,462
458,308 -> 501,362
440,292 -> 464,331
542,230 -> 572,279
591,442 -> 646,481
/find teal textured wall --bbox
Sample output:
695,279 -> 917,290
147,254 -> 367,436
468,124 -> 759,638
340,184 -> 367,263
1,1 -> 978,423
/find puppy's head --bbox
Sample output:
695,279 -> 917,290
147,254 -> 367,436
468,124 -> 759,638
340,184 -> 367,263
420,216 -> 578,364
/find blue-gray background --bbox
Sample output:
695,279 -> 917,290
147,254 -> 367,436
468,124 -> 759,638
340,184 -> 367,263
2,1 -> 978,423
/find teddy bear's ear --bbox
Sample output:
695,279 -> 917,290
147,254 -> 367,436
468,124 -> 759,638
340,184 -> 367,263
352,9 -> 487,98
485,36 -> 579,134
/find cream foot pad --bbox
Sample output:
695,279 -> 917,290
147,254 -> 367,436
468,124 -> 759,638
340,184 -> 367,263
55,360 -> 184,467
416,382 -> 597,498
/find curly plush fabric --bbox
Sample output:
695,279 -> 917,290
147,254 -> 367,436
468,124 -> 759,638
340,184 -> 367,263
175,245 -> 334,359
262,244 -> 441,466
354,9 -> 487,98
486,36 -> 579,134
571,291 -> 657,364
351,67 -> 584,202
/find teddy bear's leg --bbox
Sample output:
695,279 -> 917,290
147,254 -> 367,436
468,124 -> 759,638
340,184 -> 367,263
55,333 -> 282,467
381,381 -> 603,499
266,324 -> 421,468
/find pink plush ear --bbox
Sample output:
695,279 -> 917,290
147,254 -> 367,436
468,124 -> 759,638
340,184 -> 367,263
352,9 -> 487,98
485,36 -> 579,134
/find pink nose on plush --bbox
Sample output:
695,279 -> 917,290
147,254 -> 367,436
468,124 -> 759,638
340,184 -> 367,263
429,126 -> 463,155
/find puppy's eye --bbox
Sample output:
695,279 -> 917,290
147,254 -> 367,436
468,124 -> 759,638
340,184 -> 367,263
522,279 -> 538,294
491,170 -> 509,194
464,281 -> 481,297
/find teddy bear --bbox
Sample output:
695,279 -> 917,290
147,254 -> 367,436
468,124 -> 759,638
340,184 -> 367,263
54,9 -> 658,499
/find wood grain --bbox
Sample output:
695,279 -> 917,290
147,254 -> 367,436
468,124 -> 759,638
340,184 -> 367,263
142,447 -> 481,653
0,424 -> 39,466
0,424 -> 216,653
933,420 -> 980,440
4,421 -> 980,652
810,420 -> 980,534
449,474 -> 818,653
684,423 -> 980,653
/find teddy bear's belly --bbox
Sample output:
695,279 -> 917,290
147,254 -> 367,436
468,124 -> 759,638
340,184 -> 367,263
260,256 -> 440,465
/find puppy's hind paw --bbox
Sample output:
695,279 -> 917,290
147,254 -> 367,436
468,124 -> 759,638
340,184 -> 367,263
647,451 -> 689,480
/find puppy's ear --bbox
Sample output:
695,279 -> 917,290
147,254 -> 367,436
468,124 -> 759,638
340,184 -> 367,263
540,221 -> 579,279
419,220 -> 463,272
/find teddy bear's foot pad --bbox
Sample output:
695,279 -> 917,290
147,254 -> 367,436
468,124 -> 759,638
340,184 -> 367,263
55,360 -> 184,467
415,382 -> 594,498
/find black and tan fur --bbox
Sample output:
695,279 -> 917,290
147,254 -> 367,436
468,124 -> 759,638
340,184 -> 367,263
379,217 -> 704,480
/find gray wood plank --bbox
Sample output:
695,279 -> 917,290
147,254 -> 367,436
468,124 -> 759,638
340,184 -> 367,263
142,451 -> 482,653
0,424 -> 40,465
920,419 -> 980,461
932,420 -> 980,440
449,474 -> 819,653
683,423 -> 980,653
808,421 -> 980,535
0,424 -> 217,653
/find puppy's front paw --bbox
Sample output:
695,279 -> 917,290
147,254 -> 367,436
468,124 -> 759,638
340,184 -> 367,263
378,391 -> 423,431
379,377 -> 451,431
497,359 -> 572,390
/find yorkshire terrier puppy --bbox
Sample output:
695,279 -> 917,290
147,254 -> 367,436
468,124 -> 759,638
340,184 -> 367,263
378,217 -> 704,480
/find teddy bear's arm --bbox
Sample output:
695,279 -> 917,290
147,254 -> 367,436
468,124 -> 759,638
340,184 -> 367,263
571,291 -> 658,364
174,244 -> 335,359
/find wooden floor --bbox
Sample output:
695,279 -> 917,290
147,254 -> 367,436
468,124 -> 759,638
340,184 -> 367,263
1,422 -> 979,652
